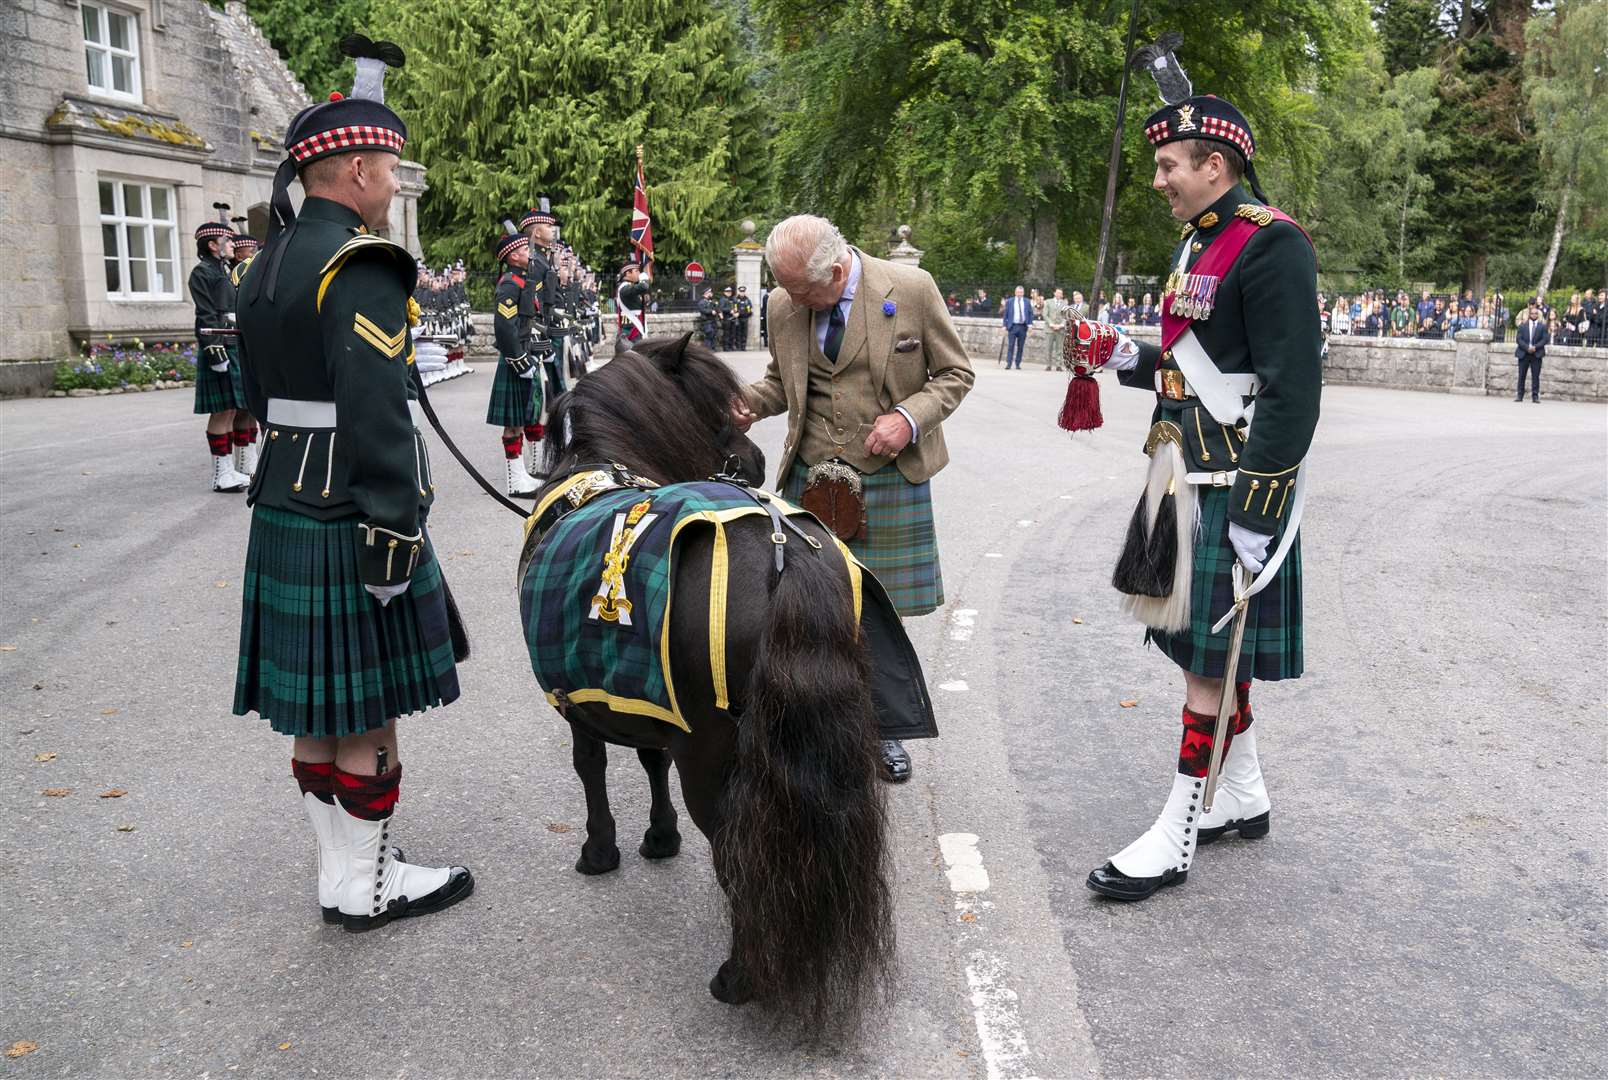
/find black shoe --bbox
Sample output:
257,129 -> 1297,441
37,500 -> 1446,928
1196,810 -> 1270,846
342,865 -> 475,933
878,739 -> 912,783
1085,862 -> 1187,901
1532,397 -> 1540,403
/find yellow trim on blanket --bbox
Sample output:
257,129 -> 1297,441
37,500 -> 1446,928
525,471 -> 607,543
544,688 -> 689,733
835,538 -> 864,623
710,521 -> 730,710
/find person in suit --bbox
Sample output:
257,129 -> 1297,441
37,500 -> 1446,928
731,214 -> 975,783
1042,287 -> 1070,369
1515,301 -> 1548,402
1002,285 -> 1034,369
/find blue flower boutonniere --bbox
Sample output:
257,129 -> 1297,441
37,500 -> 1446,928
882,300 -> 897,317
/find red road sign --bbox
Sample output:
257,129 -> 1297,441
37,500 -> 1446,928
684,262 -> 705,284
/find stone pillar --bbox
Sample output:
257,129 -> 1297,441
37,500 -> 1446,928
1452,328 -> 1493,395
887,224 -> 924,267
732,218 -> 765,349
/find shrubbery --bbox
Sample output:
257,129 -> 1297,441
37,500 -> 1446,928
54,341 -> 198,392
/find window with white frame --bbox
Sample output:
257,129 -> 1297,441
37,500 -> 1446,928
99,179 -> 180,300
82,3 -> 142,102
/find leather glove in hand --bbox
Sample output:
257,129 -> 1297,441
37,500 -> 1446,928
1228,523 -> 1272,574
365,581 -> 410,607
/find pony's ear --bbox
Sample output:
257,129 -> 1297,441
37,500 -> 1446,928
665,331 -> 694,369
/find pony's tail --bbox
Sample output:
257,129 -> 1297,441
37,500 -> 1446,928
721,541 -> 893,1037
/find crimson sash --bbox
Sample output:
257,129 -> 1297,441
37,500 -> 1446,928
1161,208 -> 1310,353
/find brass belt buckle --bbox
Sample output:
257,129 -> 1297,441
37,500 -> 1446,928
1159,369 -> 1189,400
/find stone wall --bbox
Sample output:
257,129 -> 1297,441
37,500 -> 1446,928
948,317 -> 1608,402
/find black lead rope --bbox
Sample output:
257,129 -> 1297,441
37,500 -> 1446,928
411,370 -> 530,518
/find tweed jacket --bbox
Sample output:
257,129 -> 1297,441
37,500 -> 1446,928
744,250 -> 974,486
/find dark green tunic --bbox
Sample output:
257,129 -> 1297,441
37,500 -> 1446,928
486,269 -> 541,428
1118,183 -> 1321,682
190,255 -> 247,414
231,197 -> 458,735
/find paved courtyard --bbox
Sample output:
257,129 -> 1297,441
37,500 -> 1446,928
2,351 -> 1604,1078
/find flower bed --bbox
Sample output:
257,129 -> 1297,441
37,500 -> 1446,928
53,341 -> 198,393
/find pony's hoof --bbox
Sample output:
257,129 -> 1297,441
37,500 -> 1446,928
639,829 -> 682,860
708,961 -> 753,1005
574,844 -> 621,876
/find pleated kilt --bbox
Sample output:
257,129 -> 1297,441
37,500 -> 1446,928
485,359 -> 538,428
233,506 -> 460,737
784,460 -> 944,617
192,355 -> 247,414
1147,486 -> 1303,682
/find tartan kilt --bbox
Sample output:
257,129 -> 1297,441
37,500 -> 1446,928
1146,485 -> 1303,682
784,460 -> 944,617
233,506 -> 460,737
485,358 -> 539,428
192,353 -> 247,414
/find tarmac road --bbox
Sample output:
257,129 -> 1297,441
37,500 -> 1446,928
1,348 -> 1603,1078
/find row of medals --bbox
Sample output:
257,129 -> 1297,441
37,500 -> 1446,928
1165,268 -> 1219,321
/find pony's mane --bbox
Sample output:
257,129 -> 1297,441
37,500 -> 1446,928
543,334 -> 743,485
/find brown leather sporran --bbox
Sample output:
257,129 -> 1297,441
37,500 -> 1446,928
800,459 -> 867,542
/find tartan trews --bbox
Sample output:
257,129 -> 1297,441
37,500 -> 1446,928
485,360 -> 539,428
784,461 -> 945,617
1147,486 -> 1303,682
193,352 -> 248,414
233,506 -> 460,736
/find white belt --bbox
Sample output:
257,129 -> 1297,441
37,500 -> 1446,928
1186,470 -> 1237,487
267,398 -> 424,428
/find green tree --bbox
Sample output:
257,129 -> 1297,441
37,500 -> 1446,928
244,0 -> 372,97
1522,0 -> 1608,297
365,0 -> 768,272
1373,0 -> 1448,76
1420,0 -> 1539,295
758,0 -> 1369,288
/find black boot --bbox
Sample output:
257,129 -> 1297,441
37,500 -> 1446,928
878,739 -> 912,783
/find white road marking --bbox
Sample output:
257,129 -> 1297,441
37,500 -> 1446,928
1017,519 -> 1035,526
950,608 -> 978,642
938,833 -> 1038,1080
1059,494 -> 1074,500
984,552 -> 1004,559
938,679 -> 969,693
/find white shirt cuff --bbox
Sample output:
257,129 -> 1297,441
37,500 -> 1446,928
894,406 -> 919,443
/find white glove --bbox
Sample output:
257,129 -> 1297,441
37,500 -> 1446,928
1228,523 -> 1272,574
365,581 -> 410,607
518,364 -> 537,380
1106,331 -> 1140,371
204,344 -> 230,372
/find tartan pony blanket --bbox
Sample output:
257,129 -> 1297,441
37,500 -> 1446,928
520,470 -> 936,738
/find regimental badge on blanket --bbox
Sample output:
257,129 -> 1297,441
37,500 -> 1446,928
588,498 -> 662,626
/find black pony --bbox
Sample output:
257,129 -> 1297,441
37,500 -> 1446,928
518,334 -> 894,1036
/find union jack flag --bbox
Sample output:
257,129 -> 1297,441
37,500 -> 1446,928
630,149 -> 653,265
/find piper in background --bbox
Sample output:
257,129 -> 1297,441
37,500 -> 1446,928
487,227 -> 546,496
190,209 -> 252,493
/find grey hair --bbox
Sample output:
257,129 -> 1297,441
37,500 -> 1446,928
765,214 -> 849,284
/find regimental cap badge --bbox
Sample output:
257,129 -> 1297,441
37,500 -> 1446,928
625,498 -> 653,526
1174,104 -> 1196,132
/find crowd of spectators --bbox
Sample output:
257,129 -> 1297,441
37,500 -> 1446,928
1320,288 -> 1606,347
944,287 -> 1162,327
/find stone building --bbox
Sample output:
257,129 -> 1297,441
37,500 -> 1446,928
0,0 -> 426,363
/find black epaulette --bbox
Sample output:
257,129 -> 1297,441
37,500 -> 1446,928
315,234 -> 417,313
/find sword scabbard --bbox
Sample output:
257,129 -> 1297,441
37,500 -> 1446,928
1202,565 -> 1251,812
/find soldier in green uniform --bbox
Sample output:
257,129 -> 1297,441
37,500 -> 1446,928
718,285 -> 739,350
227,220 -> 264,478
521,201 -> 567,423
233,36 -> 473,932
190,218 -> 252,492
486,229 -> 547,496
1077,94 -> 1321,901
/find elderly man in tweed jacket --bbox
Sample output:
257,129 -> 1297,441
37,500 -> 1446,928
733,214 -> 974,782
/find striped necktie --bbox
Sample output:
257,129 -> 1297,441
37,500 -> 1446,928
824,302 -> 846,364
